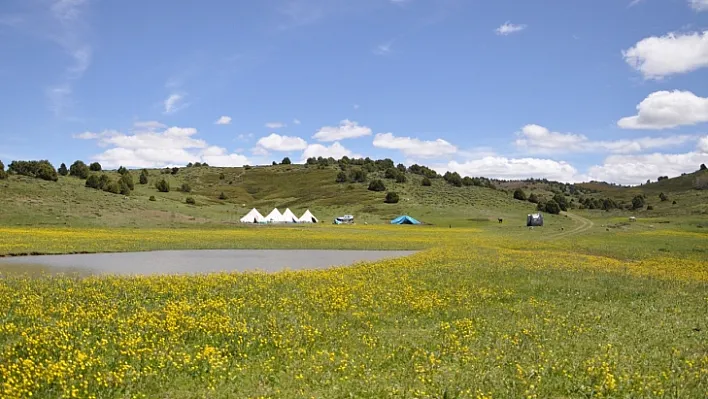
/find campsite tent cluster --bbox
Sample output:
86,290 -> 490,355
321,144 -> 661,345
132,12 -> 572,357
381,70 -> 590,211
240,208 -> 318,224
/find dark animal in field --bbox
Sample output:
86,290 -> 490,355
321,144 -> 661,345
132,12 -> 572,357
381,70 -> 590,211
498,218 -> 503,224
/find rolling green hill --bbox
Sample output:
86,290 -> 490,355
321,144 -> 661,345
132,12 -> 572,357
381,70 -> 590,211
1,159 -> 706,228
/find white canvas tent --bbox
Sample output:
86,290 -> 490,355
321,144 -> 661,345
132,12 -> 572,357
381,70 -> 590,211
265,208 -> 284,223
527,213 -> 544,227
240,208 -> 265,223
281,208 -> 299,223
298,209 -> 318,223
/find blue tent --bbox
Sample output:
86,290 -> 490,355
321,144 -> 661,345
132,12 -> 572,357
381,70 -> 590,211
390,215 -> 421,225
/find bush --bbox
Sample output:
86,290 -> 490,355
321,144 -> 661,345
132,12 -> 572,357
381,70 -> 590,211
219,173 -> 225,180
281,157 -> 292,165
171,167 -> 179,175
647,205 -> 654,210
120,173 -> 134,191
701,163 -> 707,171
58,163 -> 68,176
186,162 -> 193,168
336,171 -> 348,183
368,179 -> 387,192
672,200 -> 677,205
104,181 -> 121,194
219,192 -> 227,200
119,179 -> 131,195
384,192 -> 400,203
185,197 -> 196,205
385,168 -> 398,179
89,162 -> 102,171
149,195 -> 156,201
422,177 -> 432,186
395,173 -> 406,183
85,175 -> 101,189
349,169 -> 367,183
513,188 -> 527,201
528,193 -> 539,203
244,165 -> 252,170
9,160 -> 59,181
193,162 -> 202,168
397,163 -> 406,173
98,174 -> 110,190
272,161 -> 277,166
155,179 -> 170,192
543,200 -> 561,215
462,177 -> 474,186
69,160 -> 90,179
180,183 -> 191,193
117,166 -> 128,175
0,160 -> 5,180
659,192 -> 668,202
631,195 -> 645,210
139,171 -> 148,185
443,172 -> 463,187
552,194 -> 569,211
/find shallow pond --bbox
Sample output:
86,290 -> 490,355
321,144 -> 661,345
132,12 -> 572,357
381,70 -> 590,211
0,250 -> 415,276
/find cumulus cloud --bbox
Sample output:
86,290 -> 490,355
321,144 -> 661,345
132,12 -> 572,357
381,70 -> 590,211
588,152 -> 708,185
689,0 -> 708,11
617,90 -> 708,129
699,135 -> 708,153
265,122 -> 286,129
373,133 -> 458,158
447,157 -> 581,182
495,21 -> 526,36
255,133 -> 308,152
515,124 -> 696,153
622,30 -> 708,79
301,142 -> 360,161
215,116 -> 232,125
312,119 -> 372,142
74,125 -> 249,168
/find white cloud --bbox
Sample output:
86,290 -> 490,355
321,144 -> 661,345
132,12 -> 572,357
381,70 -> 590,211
133,121 -> 166,131
312,119 -> 372,142
353,104 -> 360,110
374,40 -> 395,55
215,116 -> 232,125
74,125 -> 249,168
73,131 -> 100,140
164,93 -> 187,114
515,124 -> 696,153
448,157 -> 581,182
495,21 -> 526,36
373,133 -> 458,158
699,135 -> 708,152
293,119 -> 301,125
622,30 -> 708,79
255,133 -> 308,152
301,142 -> 360,161
588,152 -> 708,185
265,122 -> 286,129
617,90 -> 708,129
689,0 -> 708,11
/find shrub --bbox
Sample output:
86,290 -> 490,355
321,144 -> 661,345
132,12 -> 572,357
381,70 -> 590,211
58,163 -> 68,176
385,168 -> 398,179
701,163 -> 707,171
139,171 -> 148,185
513,188 -> 527,201
395,173 -> 406,183
119,180 -> 131,195
384,192 -> 400,203
528,193 -> 539,203
9,160 -> 59,181
631,195 -> 645,210
117,166 -> 128,175
219,192 -> 227,200
647,205 -> 654,210
672,200 -> 677,205
422,177 -> 432,186
193,162 -> 202,167
443,172 -> 463,187
171,167 -> 179,175
149,195 -> 156,201
281,157 -> 292,165
543,200 -> 561,215
85,175 -> 101,189
180,183 -> 191,193
659,192 -> 668,202
89,162 -> 102,171
155,179 -> 170,192
104,181 -> 120,194
553,194 -> 569,211
397,163 -> 406,173
244,165 -> 252,170
368,179 -> 386,192
336,171 -> 348,183
272,161 -> 277,166
219,173 -> 225,180
0,160 -> 5,180
69,160 -> 90,179
462,177 -> 474,186
120,173 -> 134,190
185,197 -> 196,205
349,169 -> 367,183
98,174 -> 111,190
186,162 -> 193,168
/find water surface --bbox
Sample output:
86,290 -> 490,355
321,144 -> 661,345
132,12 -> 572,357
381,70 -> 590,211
0,250 -> 415,276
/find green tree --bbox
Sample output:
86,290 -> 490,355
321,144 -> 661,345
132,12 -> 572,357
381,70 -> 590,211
462,176 -> 474,186
170,167 -> 179,175
120,173 -> 134,190
543,200 -> 561,215
69,160 -> 90,179
701,163 -> 707,171
155,179 -> 170,193
281,157 -> 292,165
528,193 -> 539,203
395,173 -> 406,183
552,194 -> 569,211
0,160 -> 5,180
117,166 -> 128,175
98,174 -> 111,190
104,181 -> 121,194
659,192 -> 668,202
385,168 -> 398,179
58,163 -> 68,176
631,195 -> 645,210
89,162 -> 102,171
513,188 -> 527,201
396,163 -> 406,173
85,175 -> 101,189
149,195 -> 156,201
336,171 -> 348,183
119,179 -> 131,195
139,170 -> 148,185
384,192 -> 400,203
368,179 -> 386,192
180,183 -> 191,193
422,177 -> 432,186
349,169 -> 367,183
185,197 -> 196,205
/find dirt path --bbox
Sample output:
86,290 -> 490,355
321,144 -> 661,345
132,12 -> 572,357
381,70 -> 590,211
544,211 -> 594,239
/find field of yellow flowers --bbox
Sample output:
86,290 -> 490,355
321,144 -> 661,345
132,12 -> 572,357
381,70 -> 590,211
0,225 -> 706,398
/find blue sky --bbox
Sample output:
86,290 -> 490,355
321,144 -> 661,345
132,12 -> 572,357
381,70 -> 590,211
1,0 -> 708,184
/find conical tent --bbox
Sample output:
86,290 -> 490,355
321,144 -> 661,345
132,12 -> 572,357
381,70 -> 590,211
281,208 -> 299,223
240,208 -> 265,223
390,215 -> 421,225
265,208 -> 284,223
298,209 -> 318,223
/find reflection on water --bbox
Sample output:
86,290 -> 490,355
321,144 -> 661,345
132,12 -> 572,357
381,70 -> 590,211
0,250 -> 416,277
